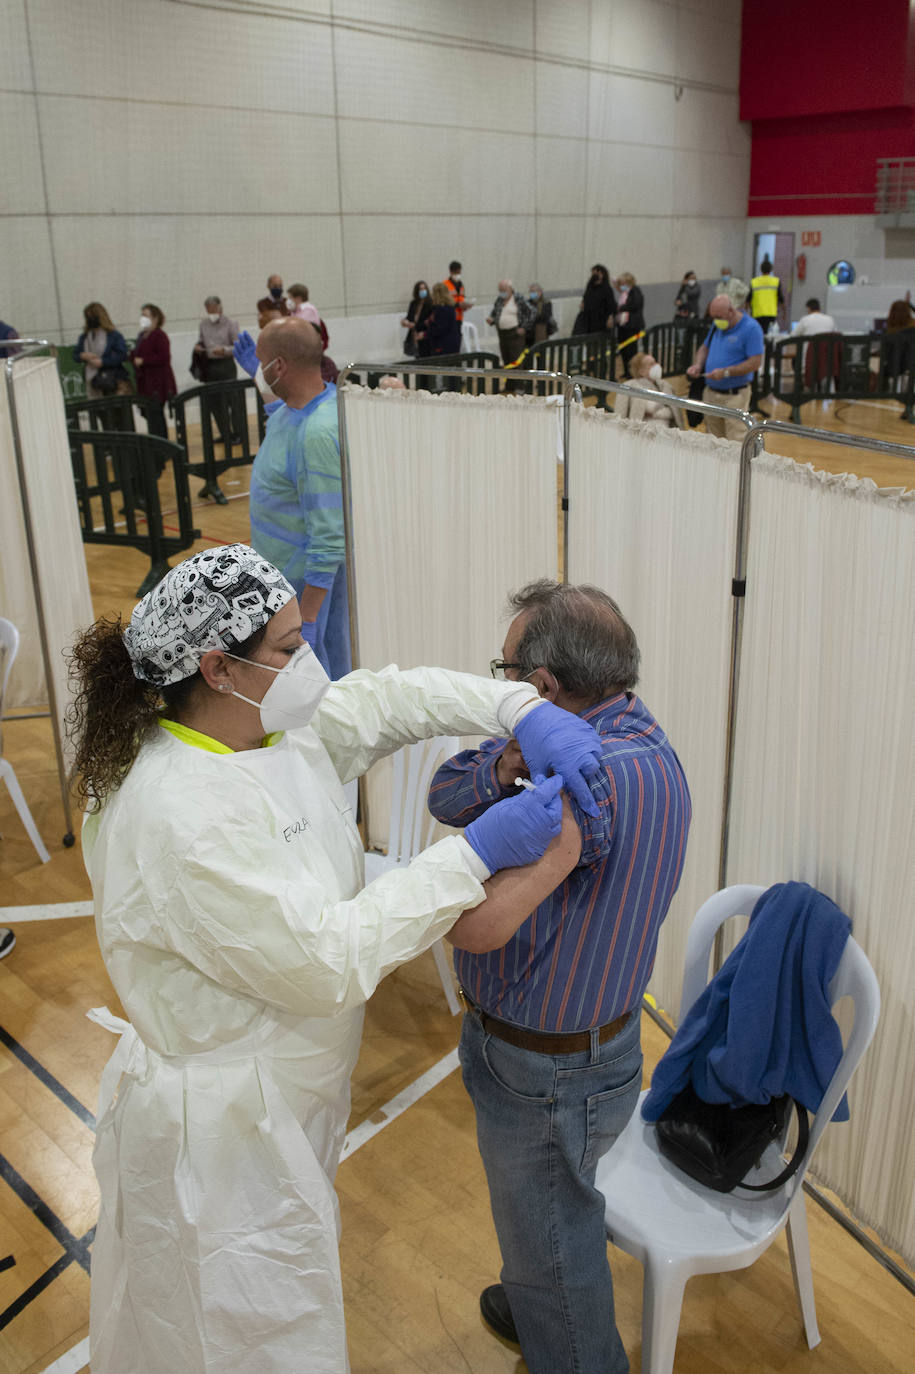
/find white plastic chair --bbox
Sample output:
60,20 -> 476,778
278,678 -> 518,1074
461,320 -> 480,354
0,618 -> 51,864
363,737 -> 461,1014
595,883 -> 881,1374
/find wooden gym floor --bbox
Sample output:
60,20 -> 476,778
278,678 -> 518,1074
1,401 -> 913,1373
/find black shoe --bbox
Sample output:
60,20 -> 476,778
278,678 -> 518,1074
480,1284 -> 519,1344
0,927 -> 16,960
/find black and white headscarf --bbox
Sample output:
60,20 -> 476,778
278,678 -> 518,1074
123,544 -> 295,687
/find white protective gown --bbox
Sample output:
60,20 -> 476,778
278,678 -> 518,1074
84,665 -> 538,1374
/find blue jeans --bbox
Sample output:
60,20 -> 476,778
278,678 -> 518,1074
459,1007 -> 642,1374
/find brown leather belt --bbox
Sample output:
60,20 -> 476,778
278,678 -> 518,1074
458,988 -> 632,1056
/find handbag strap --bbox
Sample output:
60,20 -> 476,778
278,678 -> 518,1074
738,1099 -> 810,1192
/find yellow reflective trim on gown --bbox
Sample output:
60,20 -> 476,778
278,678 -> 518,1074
158,717 -> 282,753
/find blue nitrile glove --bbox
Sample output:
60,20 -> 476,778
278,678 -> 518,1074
464,773 -> 564,873
514,702 -> 602,818
234,329 -> 258,378
300,619 -> 318,648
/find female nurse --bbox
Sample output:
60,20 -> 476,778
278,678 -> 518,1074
69,543 -> 598,1374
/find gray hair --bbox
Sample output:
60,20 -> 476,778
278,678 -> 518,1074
204,295 -> 222,310
508,580 -> 639,699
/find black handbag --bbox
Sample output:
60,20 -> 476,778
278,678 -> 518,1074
655,1083 -> 809,1194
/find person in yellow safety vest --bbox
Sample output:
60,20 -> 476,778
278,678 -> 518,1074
749,257 -> 784,334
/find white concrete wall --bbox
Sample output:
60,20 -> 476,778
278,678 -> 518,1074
2,0 -> 749,349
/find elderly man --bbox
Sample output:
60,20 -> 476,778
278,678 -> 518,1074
428,580 -> 691,1374
715,265 -> 749,308
248,317 -> 350,678
264,273 -> 290,314
193,295 -> 243,454
487,279 -> 535,365
686,293 -> 764,439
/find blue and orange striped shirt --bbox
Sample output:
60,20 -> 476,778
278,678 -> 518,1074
428,693 -> 691,1031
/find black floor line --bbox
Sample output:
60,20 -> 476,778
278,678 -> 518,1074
0,1153 -> 93,1276
0,1250 -> 75,1331
0,1024 -> 96,1129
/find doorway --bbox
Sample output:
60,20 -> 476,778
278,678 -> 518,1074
753,231 -> 795,326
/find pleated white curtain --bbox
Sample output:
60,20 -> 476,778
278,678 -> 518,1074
566,408 -> 740,1019
341,384 -> 560,846
727,452 -> 915,1264
0,356 -> 93,758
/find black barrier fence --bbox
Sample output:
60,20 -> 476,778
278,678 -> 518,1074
67,429 -> 199,597
643,320 -> 707,378
522,330 -> 616,395
65,392 -> 167,439
171,379 -> 266,503
762,331 -> 915,423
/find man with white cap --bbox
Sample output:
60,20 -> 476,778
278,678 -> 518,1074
69,543 -> 602,1374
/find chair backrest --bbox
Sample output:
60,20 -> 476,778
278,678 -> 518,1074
679,883 -> 881,1189
385,737 -> 460,864
0,617 -> 20,733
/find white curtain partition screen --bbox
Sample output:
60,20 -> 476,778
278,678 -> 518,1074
0,356 -> 93,754
342,385 -> 560,847
727,453 -> 915,1265
566,409 -> 740,1020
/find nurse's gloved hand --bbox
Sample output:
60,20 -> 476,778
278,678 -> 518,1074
234,330 -> 258,377
464,774 -> 564,874
514,702 -> 601,818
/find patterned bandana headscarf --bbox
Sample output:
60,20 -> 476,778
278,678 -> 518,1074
123,544 -> 295,687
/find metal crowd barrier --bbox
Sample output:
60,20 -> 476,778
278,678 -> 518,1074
344,351 -> 502,395
65,392 -> 167,439
644,320 -> 707,376
67,428 -> 199,596
764,331 -> 915,423
171,378 -> 266,503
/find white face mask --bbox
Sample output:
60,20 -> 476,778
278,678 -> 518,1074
648,362 -> 662,383
139,314 -> 152,330
207,312 -> 221,323
225,643 -> 330,733
254,363 -> 279,403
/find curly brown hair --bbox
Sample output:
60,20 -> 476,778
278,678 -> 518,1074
67,613 -> 265,811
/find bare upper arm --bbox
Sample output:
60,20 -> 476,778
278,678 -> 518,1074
447,798 -> 582,953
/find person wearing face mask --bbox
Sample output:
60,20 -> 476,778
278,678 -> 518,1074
129,303 -> 176,425
715,265 -> 750,309
686,293 -> 764,439
70,541 -> 604,1374
401,279 -> 433,357
264,273 -> 291,315
193,295 -> 244,453
74,302 -> 129,397
614,271 -> 646,376
524,284 -> 557,347
248,317 -> 350,678
486,279 -> 535,365
674,269 -> 701,320
574,264 -> 616,336
614,352 -> 685,428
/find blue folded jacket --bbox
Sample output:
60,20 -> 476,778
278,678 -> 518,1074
642,882 -> 851,1122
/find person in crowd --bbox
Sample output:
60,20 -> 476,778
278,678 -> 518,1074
885,299 -> 915,332
70,541 -> 603,1374
264,273 -> 290,315
248,317 -> 350,677
525,284 -> 557,346
686,292 -> 764,439
287,283 -> 321,326
428,579 -> 691,1374
194,295 -> 244,450
614,352 -> 685,428
614,271 -> 646,376
427,281 -> 462,357
486,280 -> 534,365
576,264 -> 616,335
445,260 -> 467,324
129,304 -> 176,417
401,280 -> 433,357
257,296 -> 286,330
0,927 -> 14,959
715,266 -> 749,308
793,298 -> 837,336
674,270 -> 701,319
74,303 -> 129,397
749,257 -> 784,334
0,316 -> 20,356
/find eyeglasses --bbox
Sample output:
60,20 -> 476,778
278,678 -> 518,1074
490,659 -> 524,679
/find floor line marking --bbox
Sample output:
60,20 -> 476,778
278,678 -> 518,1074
339,1046 -> 459,1161
0,1153 -> 92,1276
1,901 -> 94,922
39,1334 -> 90,1374
0,1252 -> 76,1332
0,1026 -> 96,1128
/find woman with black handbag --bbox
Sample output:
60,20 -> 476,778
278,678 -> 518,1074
401,280 -> 433,358
74,302 -> 130,397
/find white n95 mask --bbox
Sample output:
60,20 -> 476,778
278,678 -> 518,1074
648,362 -> 662,383
225,643 -> 330,733
254,364 -> 278,403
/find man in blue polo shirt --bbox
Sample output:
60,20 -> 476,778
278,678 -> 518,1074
687,293 -> 764,439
